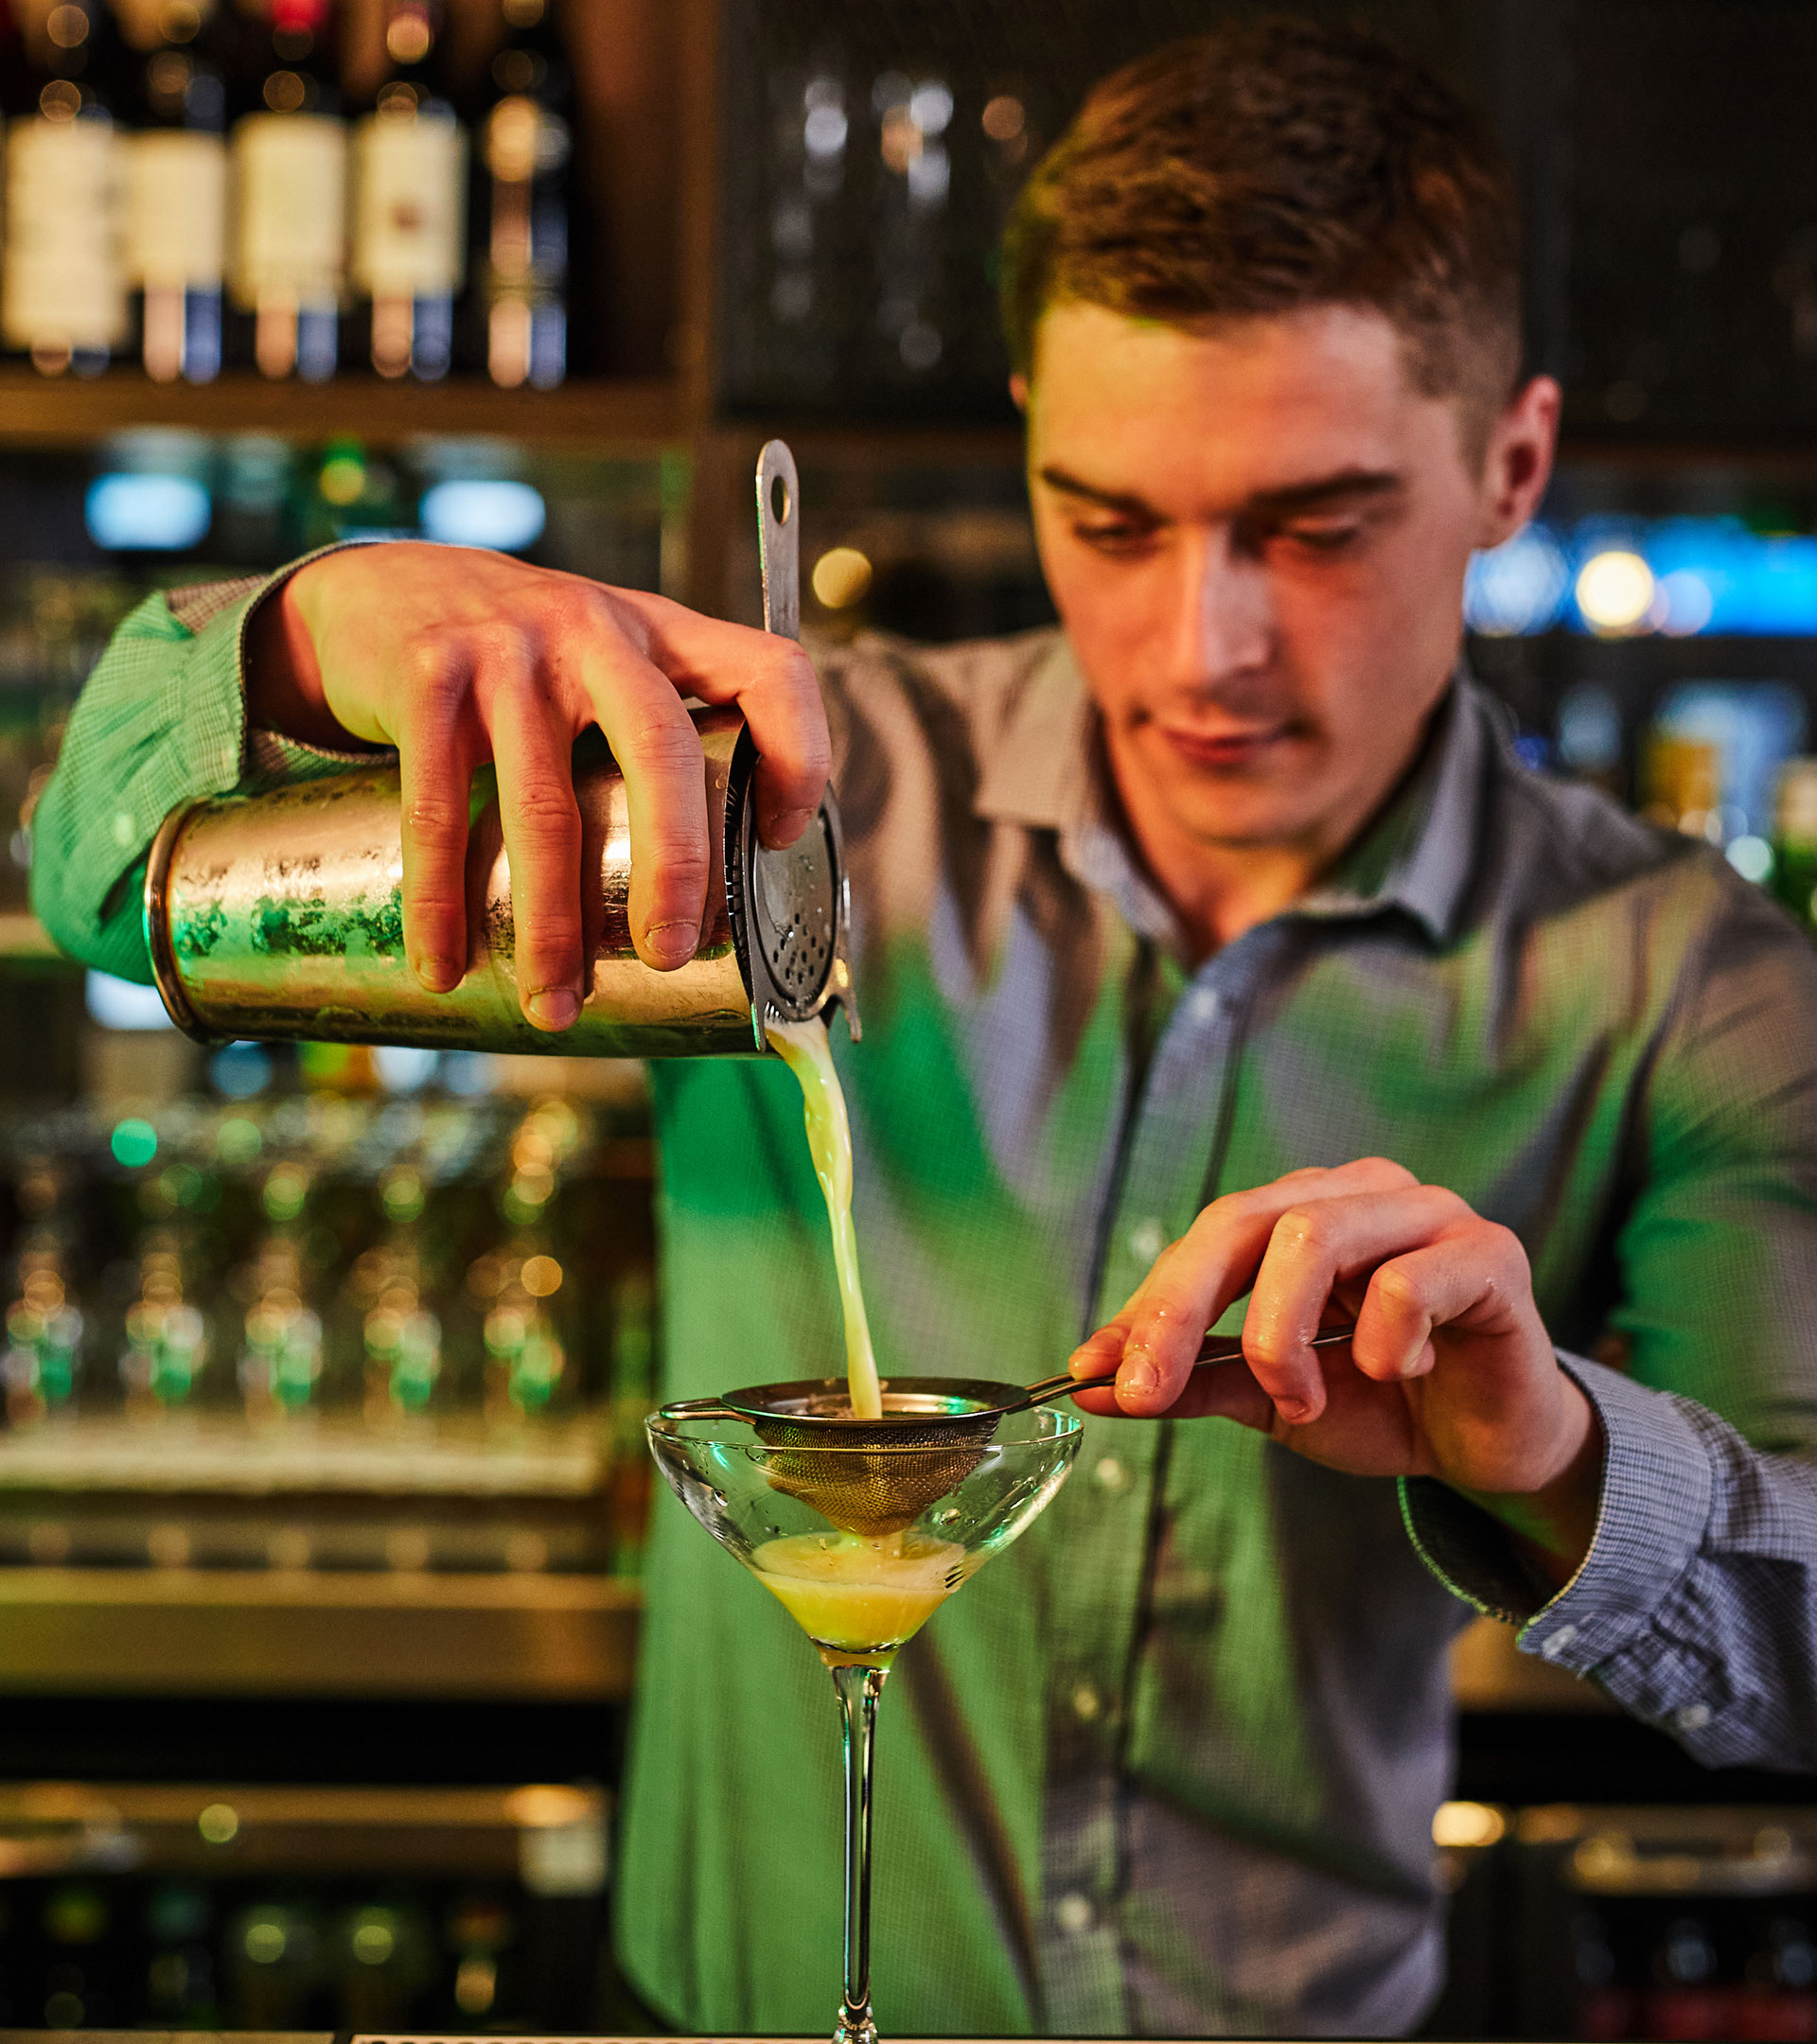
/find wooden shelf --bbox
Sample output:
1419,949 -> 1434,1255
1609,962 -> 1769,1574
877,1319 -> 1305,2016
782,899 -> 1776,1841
0,1567 -> 641,1700
0,368 -> 685,452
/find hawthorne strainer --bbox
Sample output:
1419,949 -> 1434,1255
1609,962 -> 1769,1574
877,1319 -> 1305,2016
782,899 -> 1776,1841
659,1325 -> 1356,1535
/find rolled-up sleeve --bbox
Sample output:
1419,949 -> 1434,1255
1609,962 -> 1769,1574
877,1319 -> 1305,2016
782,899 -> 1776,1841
30,577 -> 262,982
1404,1353 -> 1817,1772
30,547 -> 391,984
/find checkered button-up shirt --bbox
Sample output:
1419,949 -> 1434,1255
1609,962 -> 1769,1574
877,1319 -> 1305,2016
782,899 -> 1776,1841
31,579 -> 1817,2036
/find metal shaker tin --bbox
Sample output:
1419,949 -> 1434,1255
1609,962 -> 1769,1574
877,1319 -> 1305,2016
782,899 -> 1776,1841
141,441 -> 860,1059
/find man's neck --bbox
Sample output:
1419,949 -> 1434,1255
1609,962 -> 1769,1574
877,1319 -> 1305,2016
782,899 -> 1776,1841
1102,724 -> 1433,964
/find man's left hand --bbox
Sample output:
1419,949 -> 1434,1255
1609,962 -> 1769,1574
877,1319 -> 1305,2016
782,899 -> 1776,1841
1067,1158 -> 1604,1579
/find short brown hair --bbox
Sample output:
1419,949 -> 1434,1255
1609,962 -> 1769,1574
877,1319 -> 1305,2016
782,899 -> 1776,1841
1001,18 -> 1523,428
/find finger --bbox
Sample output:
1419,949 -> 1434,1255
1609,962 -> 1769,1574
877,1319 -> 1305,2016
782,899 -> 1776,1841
1068,1352 -> 1279,1427
1109,1158 -> 1420,1417
395,643 -> 478,993
1067,1324 -> 1128,1384
564,624 -> 712,972
488,674 -> 587,1031
1348,1225 -> 1535,1384
1244,1185 -> 1471,1420
618,594 -> 832,849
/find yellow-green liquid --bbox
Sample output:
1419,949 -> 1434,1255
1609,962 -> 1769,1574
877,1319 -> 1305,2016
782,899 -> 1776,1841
752,1529 -> 965,1665
767,1018 -> 883,1419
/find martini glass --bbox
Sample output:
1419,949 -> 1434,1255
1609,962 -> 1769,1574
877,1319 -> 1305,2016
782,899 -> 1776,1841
646,1401 -> 1082,2044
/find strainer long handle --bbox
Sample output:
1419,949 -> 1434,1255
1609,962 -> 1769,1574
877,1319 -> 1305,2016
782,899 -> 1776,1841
1018,1323 -> 1357,1411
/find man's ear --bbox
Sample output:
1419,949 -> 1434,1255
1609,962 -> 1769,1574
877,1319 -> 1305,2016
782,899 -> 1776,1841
1010,373 -> 1029,412
1474,375 -> 1561,551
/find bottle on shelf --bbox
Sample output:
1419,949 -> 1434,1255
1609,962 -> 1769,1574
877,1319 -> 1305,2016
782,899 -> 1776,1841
227,0 -> 346,381
351,0 -> 466,379
354,1166 -> 444,1418
0,1161 -> 87,1425
1,0 -> 130,377
235,1164 -> 326,1417
118,1222 -> 211,1412
112,0 -> 229,382
469,0 -> 570,388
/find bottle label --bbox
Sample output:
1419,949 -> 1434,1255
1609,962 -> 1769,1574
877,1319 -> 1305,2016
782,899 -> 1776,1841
1,116 -> 127,350
126,132 -> 228,289
352,111 -> 467,297
230,113 -> 346,306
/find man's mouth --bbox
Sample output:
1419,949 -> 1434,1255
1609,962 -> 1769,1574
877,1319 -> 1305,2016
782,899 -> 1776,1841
1155,720 -> 1294,769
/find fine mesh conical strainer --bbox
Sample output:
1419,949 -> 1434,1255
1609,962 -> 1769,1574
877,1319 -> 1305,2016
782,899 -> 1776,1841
659,1326 -> 1355,1536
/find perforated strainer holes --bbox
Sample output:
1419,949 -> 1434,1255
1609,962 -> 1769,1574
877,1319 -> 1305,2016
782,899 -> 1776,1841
752,821 -> 835,1009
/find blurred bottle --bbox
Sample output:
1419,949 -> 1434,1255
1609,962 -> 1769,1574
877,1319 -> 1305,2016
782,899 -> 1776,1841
113,0 -> 228,381
333,1900 -> 434,2030
143,1884 -> 218,2027
2,0 -> 130,377
118,1222 -> 211,1412
476,1242 -> 567,1420
227,1900 -> 323,2030
1773,760 -> 1817,939
468,0 -> 569,387
1736,1913 -> 1817,2041
228,0 -> 345,380
236,1163 -> 325,1417
1,1163 -> 86,1425
352,0 -> 465,379
1572,1904 -> 1634,2041
447,1894 -> 514,2021
355,1166 -> 443,1418
1642,1914 -> 1726,2042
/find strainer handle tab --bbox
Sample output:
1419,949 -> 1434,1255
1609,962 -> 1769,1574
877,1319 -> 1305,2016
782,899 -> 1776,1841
656,1396 -> 743,1421
1018,1324 -> 1357,1410
757,440 -> 801,643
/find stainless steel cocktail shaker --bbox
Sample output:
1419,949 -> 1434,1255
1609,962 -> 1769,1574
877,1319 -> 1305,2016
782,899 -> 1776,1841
142,442 -> 860,1059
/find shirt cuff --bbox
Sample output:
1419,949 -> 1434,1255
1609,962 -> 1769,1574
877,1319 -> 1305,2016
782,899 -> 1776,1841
1401,1351 -> 1716,1675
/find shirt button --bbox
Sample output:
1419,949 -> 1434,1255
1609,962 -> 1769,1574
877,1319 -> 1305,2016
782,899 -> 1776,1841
1093,1455 -> 1129,1494
1072,1683 -> 1101,1722
1189,987 -> 1221,1024
1540,1624 -> 1579,1662
1054,1893 -> 1093,1936
1127,1218 -> 1165,1265
1677,1702 -> 1712,1733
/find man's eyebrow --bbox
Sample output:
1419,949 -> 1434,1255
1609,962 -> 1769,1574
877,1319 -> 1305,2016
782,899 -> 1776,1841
1035,466 -> 1159,517
1244,468 -> 1405,516
1034,464 -> 1406,520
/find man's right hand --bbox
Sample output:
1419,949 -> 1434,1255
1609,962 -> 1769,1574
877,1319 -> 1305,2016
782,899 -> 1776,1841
245,542 -> 830,1031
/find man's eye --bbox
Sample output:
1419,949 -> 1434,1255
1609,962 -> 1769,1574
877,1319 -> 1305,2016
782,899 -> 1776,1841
1071,520 -> 1155,553
1278,521 -> 1363,553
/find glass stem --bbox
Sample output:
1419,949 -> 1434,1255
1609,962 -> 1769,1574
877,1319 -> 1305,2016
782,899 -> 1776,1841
831,1660 -> 886,2044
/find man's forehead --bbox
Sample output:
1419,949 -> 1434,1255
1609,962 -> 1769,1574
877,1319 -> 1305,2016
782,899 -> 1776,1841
1025,299 -> 1466,503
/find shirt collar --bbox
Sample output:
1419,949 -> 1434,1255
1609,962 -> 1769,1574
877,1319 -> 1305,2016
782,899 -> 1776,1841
973,634 -> 1492,950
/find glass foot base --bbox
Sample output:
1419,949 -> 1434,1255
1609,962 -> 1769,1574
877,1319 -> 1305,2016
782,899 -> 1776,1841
834,2007 -> 878,2044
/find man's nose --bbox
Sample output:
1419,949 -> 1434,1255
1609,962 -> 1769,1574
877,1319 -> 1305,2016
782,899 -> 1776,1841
1169,527 -> 1273,687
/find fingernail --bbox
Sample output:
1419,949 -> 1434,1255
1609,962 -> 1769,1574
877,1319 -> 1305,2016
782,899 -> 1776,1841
527,989 -> 579,1031
1121,1360 -> 1157,1396
762,804 -> 816,848
415,956 -> 460,993
646,921 -> 697,969
1276,1397 -> 1312,1425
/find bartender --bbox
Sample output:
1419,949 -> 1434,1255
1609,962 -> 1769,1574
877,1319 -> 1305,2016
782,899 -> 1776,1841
30,17 -> 1817,2037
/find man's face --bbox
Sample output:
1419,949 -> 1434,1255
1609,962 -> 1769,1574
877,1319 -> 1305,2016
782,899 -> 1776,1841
1023,301 -> 1550,866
